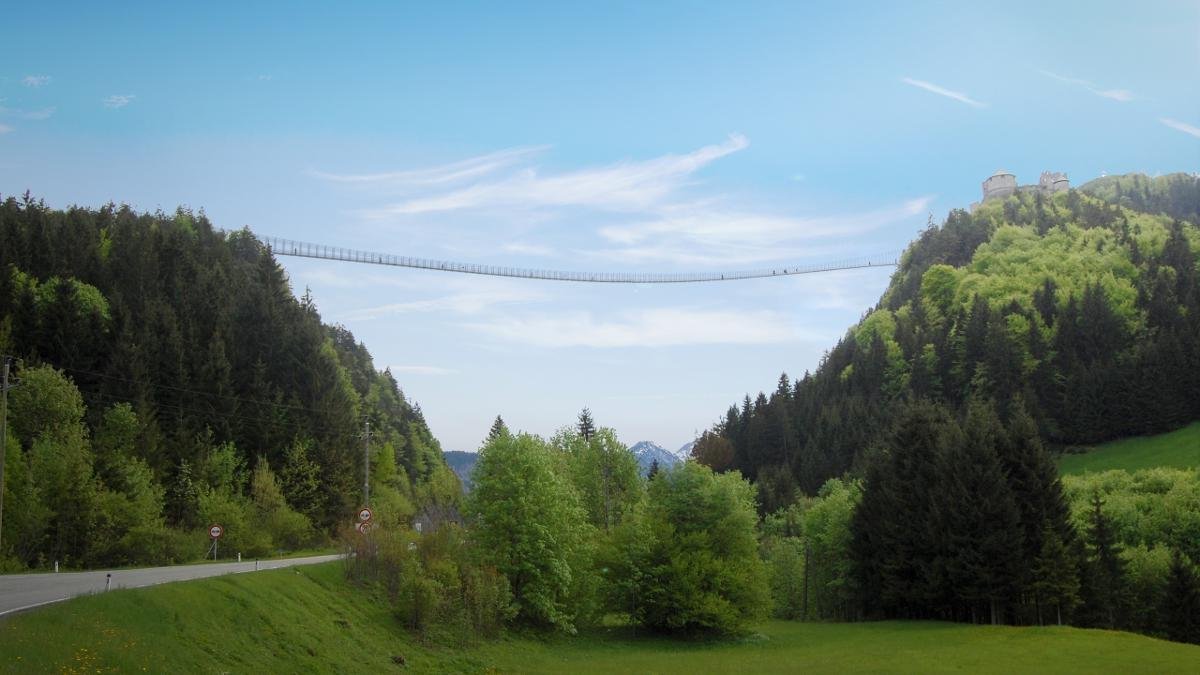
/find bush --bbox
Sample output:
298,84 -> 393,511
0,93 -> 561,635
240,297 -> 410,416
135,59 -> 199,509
345,525 -> 513,644
612,463 -> 770,635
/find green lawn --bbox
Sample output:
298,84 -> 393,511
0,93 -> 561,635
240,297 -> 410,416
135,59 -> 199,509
2,562 -> 1198,674
1059,421 -> 1200,475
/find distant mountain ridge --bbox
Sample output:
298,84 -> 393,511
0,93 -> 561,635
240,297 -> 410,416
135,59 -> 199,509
443,451 -> 478,492
449,438 -> 694,489
628,441 -> 689,475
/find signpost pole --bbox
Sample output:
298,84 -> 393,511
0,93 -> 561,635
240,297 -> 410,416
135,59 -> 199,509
0,356 -> 12,554
363,420 -> 371,506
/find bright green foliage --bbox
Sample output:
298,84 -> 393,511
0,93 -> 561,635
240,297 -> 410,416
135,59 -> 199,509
596,500 -> 654,621
760,477 -> 861,621
250,457 -> 312,550
1062,468 -> 1200,566
1122,544 -> 1172,634
7,364 -> 86,444
345,526 -> 514,645
763,534 -> 806,619
712,176 -> 1200,496
0,439 -> 48,565
553,426 -> 643,532
625,463 -> 769,635
467,432 -> 595,632
800,479 -> 861,619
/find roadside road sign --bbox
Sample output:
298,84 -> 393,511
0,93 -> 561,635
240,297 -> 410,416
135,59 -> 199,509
357,507 -> 373,523
208,524 -> 224,539
357,521 -> 373,535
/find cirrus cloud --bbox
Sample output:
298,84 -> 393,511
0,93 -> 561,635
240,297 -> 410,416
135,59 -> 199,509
465,307 -> 807,348
901,77 -> 987,108
103,94 -> 135,109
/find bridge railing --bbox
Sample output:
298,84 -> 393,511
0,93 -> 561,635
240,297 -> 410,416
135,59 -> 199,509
252,234 -> 898,284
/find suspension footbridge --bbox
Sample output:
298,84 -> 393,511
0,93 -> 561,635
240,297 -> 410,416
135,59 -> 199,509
260,235 -> 899,284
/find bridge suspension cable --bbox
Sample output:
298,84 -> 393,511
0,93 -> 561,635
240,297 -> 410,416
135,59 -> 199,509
260,234 -> 899,284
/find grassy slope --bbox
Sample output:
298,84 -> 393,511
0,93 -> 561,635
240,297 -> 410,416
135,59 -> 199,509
3,563 -> 1199,674
1059,421 -> 1200,475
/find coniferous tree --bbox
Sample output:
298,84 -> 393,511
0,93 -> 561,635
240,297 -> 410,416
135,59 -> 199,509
1030,520 -> 1080,626
1079,493 -> 1129,629
939,400 -> 1022,624
487,415 -> 509,442
1162,550 -> 1200,645
647,459 -> 660,480
577,407 -> 595,442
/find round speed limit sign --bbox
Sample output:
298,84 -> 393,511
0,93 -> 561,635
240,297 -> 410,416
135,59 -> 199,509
357,521 -> 373,535
208,524 -> 224,539
357,507 -> 373,523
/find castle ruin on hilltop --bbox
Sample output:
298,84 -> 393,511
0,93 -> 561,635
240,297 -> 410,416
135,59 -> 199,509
970,170 -> 1069,211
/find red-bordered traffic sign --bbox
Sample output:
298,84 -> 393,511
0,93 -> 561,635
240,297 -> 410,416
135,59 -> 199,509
356,521 -> 373,535
357,507 -> 373,523
208,524 -> 224,539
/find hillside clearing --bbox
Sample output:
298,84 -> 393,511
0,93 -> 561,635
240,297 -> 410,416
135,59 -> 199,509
1059,422 -> 1200,475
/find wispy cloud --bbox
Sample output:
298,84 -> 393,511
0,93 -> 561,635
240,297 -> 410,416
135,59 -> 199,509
1040,70 -> 1134,102
502,242 -> 556,256
0,104 -> 55,120
366,134 -> 749,216
465,307 -> 803,348
0,123 -> 12,134
591,197 -> 932,266
21,75 -> 51,87
388,365 -> 457,376
1160,118 -> 1200,139
103,94 -> 135,109
342,286 -> 545,321
314,146 -> 548,187
901,78 -> 986,108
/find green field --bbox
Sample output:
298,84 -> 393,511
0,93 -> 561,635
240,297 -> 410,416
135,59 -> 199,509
1059,422 -> 1200,475
2,562 -> 1198,674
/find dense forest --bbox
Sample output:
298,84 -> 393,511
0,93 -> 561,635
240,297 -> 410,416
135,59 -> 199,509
698,173 -> 1200,511
697,173 -> 1200,645
0,195 -> 457,569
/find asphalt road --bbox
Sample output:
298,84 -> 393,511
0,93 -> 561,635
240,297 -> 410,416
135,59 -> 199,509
0,554 -> 343,617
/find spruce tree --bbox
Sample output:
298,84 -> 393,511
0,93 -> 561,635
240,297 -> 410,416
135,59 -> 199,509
487,415 -> 509,442
1080,493 -> 1128,629
1002,404 -> 1077,611
1163,550 -> 1200,645
1030,520 -> 1080,625
939,400 -> 1022,624
577,407 -> 595,442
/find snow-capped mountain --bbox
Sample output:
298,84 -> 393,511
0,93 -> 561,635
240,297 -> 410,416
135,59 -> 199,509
674,441 -> 696,461
628,441 -> 681,475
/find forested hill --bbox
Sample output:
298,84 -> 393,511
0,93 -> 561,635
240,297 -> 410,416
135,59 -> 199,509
697,173 -> 1200,512
0,195 -> 455,567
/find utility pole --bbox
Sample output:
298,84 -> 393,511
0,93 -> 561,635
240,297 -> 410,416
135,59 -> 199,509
0,356 -> 15,555
362,419 -> 372,506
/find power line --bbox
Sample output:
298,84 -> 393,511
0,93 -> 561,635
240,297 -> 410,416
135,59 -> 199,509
77,387 -> 353,440
259,234 -> 899,284
52,363 -> 342,417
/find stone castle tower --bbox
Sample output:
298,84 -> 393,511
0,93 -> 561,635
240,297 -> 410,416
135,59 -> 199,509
982,170 -> 1017,201
972,170 -> 1070,211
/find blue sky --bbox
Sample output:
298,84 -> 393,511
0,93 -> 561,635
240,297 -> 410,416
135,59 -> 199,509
2,1 -> 1197,451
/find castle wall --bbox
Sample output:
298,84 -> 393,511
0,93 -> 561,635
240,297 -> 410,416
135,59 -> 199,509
982,173 -> 1017,200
